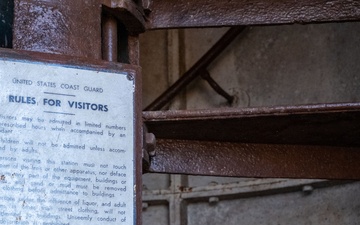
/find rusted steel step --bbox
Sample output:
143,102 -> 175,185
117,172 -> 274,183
143,103 -> 360,147
149,139 -> 360,179
143,103 -> 360,179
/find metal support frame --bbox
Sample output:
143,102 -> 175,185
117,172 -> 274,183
3,0 -> 360,211
143,176 -> 351,225
3,1 -> 360,225
144,103 -> 360,179
148,139 -> 360,179
140,0 -> 360,180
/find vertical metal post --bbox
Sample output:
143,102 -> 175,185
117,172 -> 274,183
102,14 -> 118,62
128,35 -> 140,65
0,0 -> 13,48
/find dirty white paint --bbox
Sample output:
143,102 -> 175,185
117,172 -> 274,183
0,59 -> 135,224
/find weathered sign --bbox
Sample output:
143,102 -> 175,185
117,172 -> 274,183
0,53 -> 138,225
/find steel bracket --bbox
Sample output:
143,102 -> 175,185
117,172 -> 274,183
142,124 -> 156,173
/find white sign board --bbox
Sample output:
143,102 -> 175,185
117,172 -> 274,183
0,59 -> 135,224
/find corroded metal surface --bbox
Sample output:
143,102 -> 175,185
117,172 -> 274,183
147,0 -> 360,29
13,0 -> 102,59
128,35 -> 140,65
144,103 -> 360,147
149,139 -> 360,179
143,179 -> 348,201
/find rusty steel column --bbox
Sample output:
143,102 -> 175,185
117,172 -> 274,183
128,35 -> 140,65
13,0 -> 102,59
102,14 -> 118,62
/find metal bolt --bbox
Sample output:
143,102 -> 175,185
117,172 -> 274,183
209,197 -> 219,205
146,132 -> 156,156
302,185 -> 314,195
142,202 -> 149,210
208,181 -> 218,186
142,148 -> 150,173
142,0 -> 152,14
127,73 -> 134,81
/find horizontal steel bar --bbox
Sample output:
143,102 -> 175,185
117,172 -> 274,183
143,102 -> 360,147
143,180 -> 349,202
146,0 -> 360,29
149,139 -> 360,179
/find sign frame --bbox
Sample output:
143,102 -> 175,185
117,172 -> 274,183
0,48 -> 142,225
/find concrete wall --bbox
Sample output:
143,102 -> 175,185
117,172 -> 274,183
140,22 -> 360,225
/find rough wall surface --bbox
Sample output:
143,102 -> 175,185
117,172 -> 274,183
184,23 -> 360,109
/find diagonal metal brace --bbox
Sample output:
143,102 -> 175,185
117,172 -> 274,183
144,26 -> 247,111
200,70 -> 234,105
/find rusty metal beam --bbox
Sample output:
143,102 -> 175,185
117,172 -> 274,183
146,0 -> 360,29
149,139 -> 360,179
143,179 -> 350,202
144,103 -> 360,147
144,103 -> 360,179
